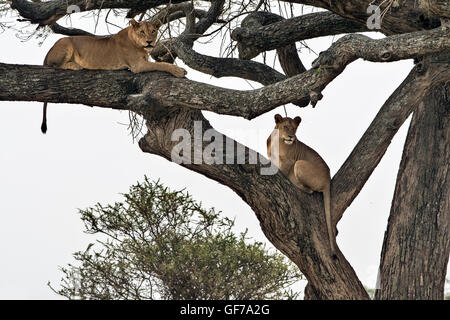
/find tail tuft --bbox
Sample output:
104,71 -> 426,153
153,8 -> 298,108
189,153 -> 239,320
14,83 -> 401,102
41,102 -> 47,134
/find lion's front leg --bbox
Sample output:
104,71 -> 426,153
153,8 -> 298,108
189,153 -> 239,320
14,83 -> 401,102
130,61 -> 186,78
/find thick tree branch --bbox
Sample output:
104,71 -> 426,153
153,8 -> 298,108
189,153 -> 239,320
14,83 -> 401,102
170,40 -> 287,86
11,0 -> 186,25
280,0 -> 441,34
232,11 -> 369,60
162,41 -> 308,108
0,64 -> 154,109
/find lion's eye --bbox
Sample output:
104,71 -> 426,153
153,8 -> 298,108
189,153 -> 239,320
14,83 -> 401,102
141,31 -> 145,35
152,30 -> 156,34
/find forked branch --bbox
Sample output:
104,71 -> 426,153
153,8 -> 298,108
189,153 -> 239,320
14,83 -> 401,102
330,53 -> 450,224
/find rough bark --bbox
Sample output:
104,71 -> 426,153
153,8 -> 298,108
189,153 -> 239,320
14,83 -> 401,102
11,0 -> 186,25
231,11 -> 369,60
419,0 -> 450,19
168,40 -> 288,86
281,0 -> 441,34
375,56 -> 450,300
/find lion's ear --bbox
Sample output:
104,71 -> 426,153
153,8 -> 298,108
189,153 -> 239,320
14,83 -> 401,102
274,114 -> 283,124
153,19 -> 162,29
130,19 -> 139,28
294,116 -> 302,126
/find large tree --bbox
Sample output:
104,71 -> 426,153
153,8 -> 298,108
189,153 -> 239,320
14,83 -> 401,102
1,0 -> 449,300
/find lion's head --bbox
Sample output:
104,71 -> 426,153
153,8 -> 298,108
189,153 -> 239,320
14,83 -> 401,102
274,114 -> 302,145
128,19 -> 162,51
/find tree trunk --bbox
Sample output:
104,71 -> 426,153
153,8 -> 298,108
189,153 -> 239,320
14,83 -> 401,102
376,76 -> 449,300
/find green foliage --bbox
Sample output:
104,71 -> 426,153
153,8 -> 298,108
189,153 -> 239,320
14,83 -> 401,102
365,286 -> 375,300
52,177 -> 302,300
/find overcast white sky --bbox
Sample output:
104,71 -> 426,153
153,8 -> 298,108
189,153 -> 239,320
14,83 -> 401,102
0,4 -> 447,299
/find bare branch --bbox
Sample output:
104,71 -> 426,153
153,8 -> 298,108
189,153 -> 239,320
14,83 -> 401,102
150,2 -> 196,38
194,0 -> 225,36
150,0 -> 226,63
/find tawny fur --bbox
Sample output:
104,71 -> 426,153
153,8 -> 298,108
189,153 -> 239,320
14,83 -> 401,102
41,19 -> 186,133
267,114 -> 337,258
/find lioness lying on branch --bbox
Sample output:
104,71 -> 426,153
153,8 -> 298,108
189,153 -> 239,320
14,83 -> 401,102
41,19 -> 186,133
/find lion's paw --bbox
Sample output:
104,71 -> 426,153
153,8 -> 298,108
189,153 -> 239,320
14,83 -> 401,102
172,67 -> 187,78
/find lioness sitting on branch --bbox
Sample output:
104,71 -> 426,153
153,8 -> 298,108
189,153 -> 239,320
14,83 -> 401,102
41,19 -> 186,133
267,114 -> 337,259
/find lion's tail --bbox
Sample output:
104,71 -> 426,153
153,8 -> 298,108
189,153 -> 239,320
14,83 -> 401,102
41,55 -> 49,134
41,102 -> 48,134
323,184 -> 337,259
